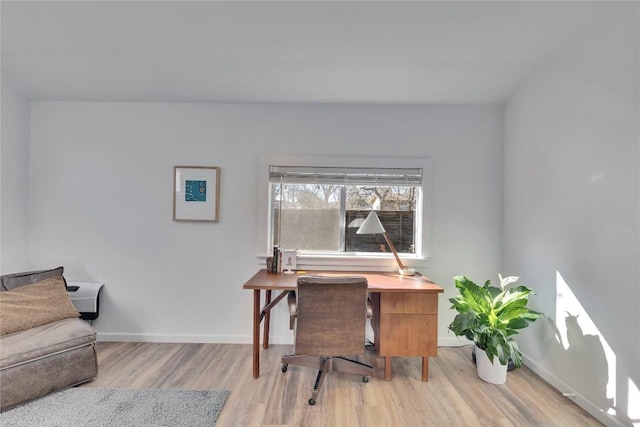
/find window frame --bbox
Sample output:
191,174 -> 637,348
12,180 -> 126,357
257,154 -> 432,270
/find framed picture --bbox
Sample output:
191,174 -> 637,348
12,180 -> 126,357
173,166 -> 220,222
281,249 -> 297,274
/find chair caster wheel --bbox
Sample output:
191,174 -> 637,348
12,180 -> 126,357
281,364 -> 288,373
362,376 -> 370,383
308,398 -> 316,405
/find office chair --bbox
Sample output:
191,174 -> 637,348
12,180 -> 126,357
281,275 -> 374,405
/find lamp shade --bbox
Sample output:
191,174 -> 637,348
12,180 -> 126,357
356,211 -> 386,235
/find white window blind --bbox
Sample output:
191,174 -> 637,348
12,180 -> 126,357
269,166 -> 423,186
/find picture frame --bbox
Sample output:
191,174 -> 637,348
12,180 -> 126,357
173,166 -> 220,222
281,249 -> 297,274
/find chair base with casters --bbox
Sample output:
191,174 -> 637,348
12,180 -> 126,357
281,275 -> 374,405
281,355 -> 373,405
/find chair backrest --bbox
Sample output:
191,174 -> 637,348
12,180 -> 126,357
294,275 -> 368,357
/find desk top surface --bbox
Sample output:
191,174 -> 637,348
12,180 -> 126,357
243,269 -> 444,293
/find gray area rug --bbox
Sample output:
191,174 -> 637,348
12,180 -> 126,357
0,388 -> 230,427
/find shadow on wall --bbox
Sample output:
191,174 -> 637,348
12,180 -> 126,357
556,313 -> 612,411
542,271 -> 639,426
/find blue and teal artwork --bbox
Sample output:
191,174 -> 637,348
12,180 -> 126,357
185,180 -> 207,202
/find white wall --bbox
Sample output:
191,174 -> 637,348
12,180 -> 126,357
27,102 -> 503,344
504,5 -> 639,426
0,77 -> 31,274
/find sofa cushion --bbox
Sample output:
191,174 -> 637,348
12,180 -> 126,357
0,317 -> 96,370
1,266 -> 66,291
0,277 -> 80,336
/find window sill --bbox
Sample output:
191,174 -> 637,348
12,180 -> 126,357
258,253 -> 430,272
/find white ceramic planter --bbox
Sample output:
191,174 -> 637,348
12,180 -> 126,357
475,345 -> 508,384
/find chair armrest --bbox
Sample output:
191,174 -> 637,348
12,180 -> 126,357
288,291 -> 297,317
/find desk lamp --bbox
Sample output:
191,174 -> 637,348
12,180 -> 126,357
356,211 -> 415,276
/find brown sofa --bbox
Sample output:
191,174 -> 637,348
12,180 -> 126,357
0,267 -> 98,411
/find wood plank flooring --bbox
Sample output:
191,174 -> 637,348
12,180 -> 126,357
85,342 -> 602,427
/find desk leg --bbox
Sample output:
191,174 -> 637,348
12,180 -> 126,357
385,357 -> 392,381
263,290 -> 272,349
370,294 -> 391,380
252,289 -> 261,379
422,357 -> 429,381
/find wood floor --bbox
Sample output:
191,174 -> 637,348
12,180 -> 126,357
85,342 -> 602,427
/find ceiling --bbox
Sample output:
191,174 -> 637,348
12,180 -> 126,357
0,1 -> 630,105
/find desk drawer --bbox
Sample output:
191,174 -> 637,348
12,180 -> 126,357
380,293 -> 438,314
378,313 -> 438,356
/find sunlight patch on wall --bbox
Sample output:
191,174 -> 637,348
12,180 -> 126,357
555,271 -> 616,415
628,378 -> 640,423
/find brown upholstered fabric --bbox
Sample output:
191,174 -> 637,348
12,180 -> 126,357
287,286 -> 373,330
294,275 -> 368,357
0,277 -> 80,335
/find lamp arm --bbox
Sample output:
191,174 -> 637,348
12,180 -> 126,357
382,232 -> 406,270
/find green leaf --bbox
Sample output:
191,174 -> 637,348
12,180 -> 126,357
453,276 -> 492,314
508,340 -> 523,368
486,286 -> 502,300
506,315 -> 540,330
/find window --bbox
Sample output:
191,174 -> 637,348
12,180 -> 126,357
268,165 -> 423,258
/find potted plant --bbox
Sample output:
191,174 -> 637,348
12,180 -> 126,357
448,274 -> 542,384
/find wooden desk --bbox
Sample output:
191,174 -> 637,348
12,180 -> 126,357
243,269 -> 444,381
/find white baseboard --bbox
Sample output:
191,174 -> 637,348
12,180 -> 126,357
97,333 -> 251,344
97,333 -> 475,346
438,336 -> 474,347
522,354 -> 623,427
